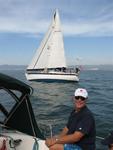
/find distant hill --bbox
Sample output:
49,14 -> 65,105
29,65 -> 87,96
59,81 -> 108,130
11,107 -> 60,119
0,65 -> 27,70
70,64 -> 113,71
0,64 -> 113,71
81,65 -> 113,71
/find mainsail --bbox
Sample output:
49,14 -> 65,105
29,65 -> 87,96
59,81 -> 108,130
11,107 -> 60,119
27,9 -> 67,70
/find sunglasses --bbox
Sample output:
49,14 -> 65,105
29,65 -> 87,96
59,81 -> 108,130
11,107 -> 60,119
75,96 -> 86,101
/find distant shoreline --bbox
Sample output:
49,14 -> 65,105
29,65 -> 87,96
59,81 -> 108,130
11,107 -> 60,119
0,64 -> 113,71
0,65 -> 27,70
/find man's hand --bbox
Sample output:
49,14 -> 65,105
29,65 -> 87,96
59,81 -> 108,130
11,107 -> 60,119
45,137 -> 57,147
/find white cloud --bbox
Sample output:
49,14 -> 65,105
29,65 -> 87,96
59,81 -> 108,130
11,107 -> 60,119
62,21 -> 113,37
0,17 -> 49,34
0,0 -> 113,37
0,16 -> 113,37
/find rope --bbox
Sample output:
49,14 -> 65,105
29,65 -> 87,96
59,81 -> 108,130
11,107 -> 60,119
0,134 -> 16,150
33,138 -> 39,150
0,139 -> 7,150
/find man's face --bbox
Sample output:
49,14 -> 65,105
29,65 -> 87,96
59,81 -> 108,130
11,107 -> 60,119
74,96 -> 86,110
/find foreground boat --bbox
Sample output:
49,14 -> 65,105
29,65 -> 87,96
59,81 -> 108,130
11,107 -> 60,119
25,9 -> 80,82
0,73 -> 48,150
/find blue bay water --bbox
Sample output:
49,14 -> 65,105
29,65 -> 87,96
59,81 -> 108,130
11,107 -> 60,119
1,69 -> 113,150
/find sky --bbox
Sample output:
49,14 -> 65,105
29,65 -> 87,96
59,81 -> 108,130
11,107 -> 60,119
0,0 -> 113,66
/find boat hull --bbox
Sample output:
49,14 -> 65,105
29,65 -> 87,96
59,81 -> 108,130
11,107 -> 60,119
25,73 -> 79,82
1,132 -> 49,150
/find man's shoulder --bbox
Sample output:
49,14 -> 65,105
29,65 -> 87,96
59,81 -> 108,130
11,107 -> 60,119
84,106 -> 92,113
83,107 -> 94,118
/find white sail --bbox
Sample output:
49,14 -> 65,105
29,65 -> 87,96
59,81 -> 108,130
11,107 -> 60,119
27,9 -> 67,70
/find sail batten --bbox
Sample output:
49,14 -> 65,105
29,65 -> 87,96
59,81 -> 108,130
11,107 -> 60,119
27,9 -> 67,70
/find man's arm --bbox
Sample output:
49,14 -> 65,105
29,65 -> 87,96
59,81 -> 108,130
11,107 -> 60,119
56,131 -> 84,144
45,130 -> 84,147
45,126 -> 68,147
58,126 -> 68,138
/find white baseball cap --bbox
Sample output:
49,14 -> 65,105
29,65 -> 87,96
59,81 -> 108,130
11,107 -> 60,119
74,88 -> 88,98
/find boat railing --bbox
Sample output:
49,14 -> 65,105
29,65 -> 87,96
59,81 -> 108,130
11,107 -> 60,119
26,67 -> 80,75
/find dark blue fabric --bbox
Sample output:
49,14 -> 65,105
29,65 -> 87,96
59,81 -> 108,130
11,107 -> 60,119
66,106 -> 96,150
64,144 -> 82,150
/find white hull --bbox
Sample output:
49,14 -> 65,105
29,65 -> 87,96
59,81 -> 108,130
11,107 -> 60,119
1,132 -> 49,150
25,73 -> 79,82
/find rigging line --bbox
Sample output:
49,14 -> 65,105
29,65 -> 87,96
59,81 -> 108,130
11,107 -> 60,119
33,137 -> 39,150
33,25 -> 54,69
96,136 -> 104,140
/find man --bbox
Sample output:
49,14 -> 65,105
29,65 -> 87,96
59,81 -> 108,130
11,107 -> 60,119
101,131 -> 113,150
45,88 -> 96,150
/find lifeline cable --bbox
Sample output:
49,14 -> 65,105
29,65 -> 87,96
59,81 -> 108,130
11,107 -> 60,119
96,136 -> 104,140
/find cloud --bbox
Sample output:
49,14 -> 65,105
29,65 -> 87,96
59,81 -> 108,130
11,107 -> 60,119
0,17 -> 49,34
0,0 -> 113,37
63,21 -> 113,37
0,16 -> 113,37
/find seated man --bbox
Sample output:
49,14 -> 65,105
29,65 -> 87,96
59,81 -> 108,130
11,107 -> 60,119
101,131 -> 113,150
45,88 -> 96,150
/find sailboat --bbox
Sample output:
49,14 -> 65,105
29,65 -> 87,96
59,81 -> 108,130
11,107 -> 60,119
25,10 -> 80,82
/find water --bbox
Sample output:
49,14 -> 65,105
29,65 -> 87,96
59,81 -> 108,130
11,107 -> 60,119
1,69 -> 113,150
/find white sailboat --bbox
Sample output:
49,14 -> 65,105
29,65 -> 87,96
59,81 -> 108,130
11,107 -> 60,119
25,10 -> 80,82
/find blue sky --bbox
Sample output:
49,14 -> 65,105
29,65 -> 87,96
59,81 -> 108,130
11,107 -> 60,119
0,0 -> 113,65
